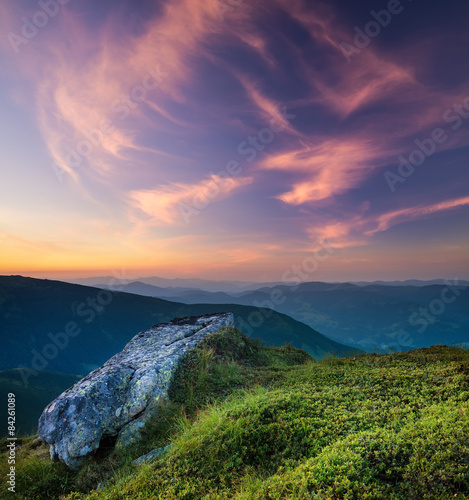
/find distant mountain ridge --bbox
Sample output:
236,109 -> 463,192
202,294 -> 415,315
352,279 -> 469,287
0,276 -> 355,377
67,275 -> 469,291
94,279 -> 469,351
71,276 -> 268,293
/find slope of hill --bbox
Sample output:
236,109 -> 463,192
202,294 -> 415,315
0,370 -> 81,436
0,276 -> 354,377
2,337 -> 468,499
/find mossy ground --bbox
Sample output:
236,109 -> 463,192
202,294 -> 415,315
1,329 -> 468,499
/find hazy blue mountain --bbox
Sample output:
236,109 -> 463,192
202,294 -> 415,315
70,275 -> 469,292
137,276 -> 262,293
352,279 -> 469,287
360,284 -> 469,326
0,276 -> 355,378
113,280 -> 469,351
94,281 -> 210,299
232,283 -> 469,350
70,276 -> 265,293
96,281 -> 239,304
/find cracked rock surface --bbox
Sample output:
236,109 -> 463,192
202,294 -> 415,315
38,312 -> 234,469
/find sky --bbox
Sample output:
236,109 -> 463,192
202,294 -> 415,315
0,0 -> 468,282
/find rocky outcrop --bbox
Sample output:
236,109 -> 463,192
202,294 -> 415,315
38,312 -> 234,469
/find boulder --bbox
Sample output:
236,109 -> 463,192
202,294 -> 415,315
38,312 -> 234,469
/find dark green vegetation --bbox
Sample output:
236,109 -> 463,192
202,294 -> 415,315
0,276 -> 353,377
0,370 -> 80,436
2,327 -> 468,499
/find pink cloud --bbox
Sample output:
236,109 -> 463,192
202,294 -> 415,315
369,196 -> 469,235
306,196 -> 469,250
0,0 -> 253,185
271,0 -> 469,139
237,77 -> 298,135
3,0 -> 465,197
260,137 -> 387,204
307,220 -> 366,250
130,174 -> 254,225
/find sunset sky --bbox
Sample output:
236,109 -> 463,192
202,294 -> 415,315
1,0 -> 468,282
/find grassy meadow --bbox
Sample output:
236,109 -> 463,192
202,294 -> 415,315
1,327 -> 468,499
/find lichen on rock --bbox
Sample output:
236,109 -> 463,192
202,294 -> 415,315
38,312 -> 234,469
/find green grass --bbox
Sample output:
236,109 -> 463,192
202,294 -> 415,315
2,330 -> 469,499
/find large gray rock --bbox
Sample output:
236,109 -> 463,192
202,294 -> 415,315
38,312 -> 234,469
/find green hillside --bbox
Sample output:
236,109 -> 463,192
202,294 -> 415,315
0,370 -> 81,436
1,328 -> 468,499
0,276 -> 355,377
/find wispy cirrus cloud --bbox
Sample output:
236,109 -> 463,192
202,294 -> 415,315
368,196 -> 469,235
260,137 -> 386,205
306,196 -> 469,250
1,0 -> 253,182
307,220 -> 367,250
130,174 -> 254,225
270,0 -> 417,116
227,0 -> 469,211
236,76 -> 299,135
